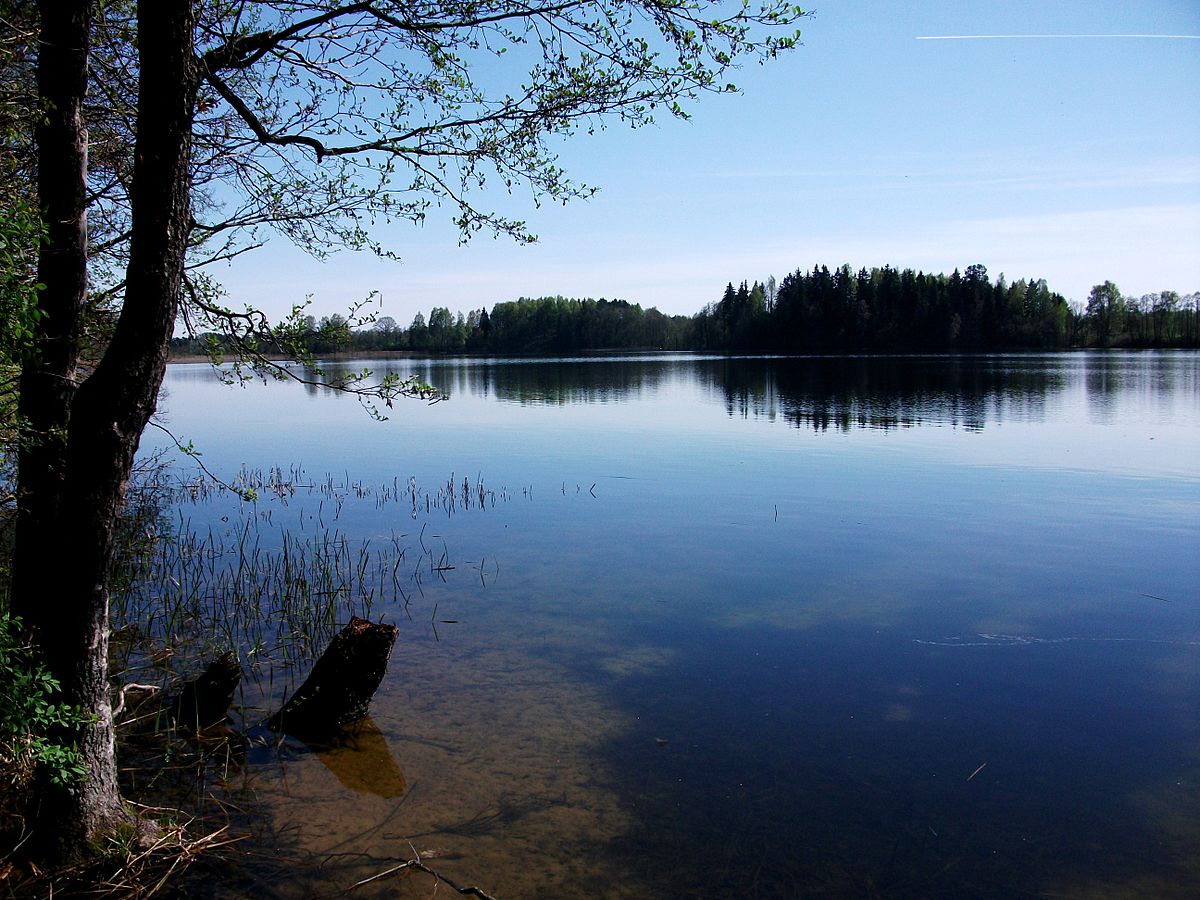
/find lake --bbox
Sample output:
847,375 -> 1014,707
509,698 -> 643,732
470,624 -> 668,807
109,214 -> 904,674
135,351 -> 1200,898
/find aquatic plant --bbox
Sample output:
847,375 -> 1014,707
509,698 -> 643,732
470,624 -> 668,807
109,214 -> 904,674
111,467 -> 509,699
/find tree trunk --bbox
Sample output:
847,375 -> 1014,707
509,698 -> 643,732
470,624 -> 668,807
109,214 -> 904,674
12,1 -> 89,630
10,0 -> 198,859
8,0 -> 103,858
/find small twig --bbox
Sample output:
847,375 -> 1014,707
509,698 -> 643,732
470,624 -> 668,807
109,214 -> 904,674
337,846 -> 499,899
346,859 -> 414,890
113,682 -> 161,718
406,859 -> 498,898
148,420 -> 252,499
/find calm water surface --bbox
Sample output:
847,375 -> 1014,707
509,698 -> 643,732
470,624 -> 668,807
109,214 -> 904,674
143,352 -> 1200,898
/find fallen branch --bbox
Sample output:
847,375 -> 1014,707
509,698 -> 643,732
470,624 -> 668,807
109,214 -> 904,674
339,850 -> 499,899
8,815 -> 245,899
113,683 -> 160,719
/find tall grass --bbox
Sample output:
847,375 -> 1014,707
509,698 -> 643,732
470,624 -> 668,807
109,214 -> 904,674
111,466 -> 510,695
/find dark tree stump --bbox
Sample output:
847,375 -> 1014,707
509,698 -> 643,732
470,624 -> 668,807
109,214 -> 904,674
268,616 -> 397,739
169,651 -> 241,730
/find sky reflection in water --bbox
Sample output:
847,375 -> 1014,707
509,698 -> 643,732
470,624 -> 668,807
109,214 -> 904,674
150,351 -> 1199,898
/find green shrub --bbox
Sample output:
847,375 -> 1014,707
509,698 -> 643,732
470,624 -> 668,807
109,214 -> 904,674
0,615 -> 86,789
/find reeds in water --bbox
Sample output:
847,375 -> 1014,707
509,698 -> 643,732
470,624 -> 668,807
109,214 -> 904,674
111,467 -> 511,688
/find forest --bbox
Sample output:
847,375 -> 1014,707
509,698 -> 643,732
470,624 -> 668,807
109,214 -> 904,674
173,265 -> 1200,357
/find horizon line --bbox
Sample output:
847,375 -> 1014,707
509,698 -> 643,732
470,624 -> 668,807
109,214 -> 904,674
916,34 -> 1200,41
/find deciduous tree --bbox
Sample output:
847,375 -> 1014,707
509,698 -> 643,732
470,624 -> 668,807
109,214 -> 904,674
10,3 -> 807,859
1086,280 -> 1125,346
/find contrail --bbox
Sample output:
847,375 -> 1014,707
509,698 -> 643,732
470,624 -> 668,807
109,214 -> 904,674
917,34 -> 1200,41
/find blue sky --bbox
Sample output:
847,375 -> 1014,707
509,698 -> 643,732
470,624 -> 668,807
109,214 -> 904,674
210,0 -> 1200,324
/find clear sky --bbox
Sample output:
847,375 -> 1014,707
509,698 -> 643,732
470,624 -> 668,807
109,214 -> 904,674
208,0 -> 1200,325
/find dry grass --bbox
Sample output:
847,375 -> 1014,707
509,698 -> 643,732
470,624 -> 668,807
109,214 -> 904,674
1,807 -> 243,898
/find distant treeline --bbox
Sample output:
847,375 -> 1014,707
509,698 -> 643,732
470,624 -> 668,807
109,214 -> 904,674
696,266 -> 1199,352
171,265 -> 1199,357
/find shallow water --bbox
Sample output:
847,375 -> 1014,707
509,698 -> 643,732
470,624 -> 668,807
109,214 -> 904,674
141,351 -> 1200,898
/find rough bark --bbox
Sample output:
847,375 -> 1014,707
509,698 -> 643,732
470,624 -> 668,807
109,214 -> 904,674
10,0 -> 198,858
268,617 -> 399,740
8,0 -> 102,859
12,1 -> 89,627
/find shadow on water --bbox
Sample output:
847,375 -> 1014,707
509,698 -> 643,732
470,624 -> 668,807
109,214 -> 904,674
582,620 -> 1200,898
305,717 -> 408,800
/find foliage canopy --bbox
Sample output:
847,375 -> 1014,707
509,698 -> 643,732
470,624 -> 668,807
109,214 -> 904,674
4,0 -> 810,863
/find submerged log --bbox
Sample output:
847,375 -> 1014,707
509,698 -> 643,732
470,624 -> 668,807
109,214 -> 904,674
268,616 -> 398,739
169,651 -> 241,730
